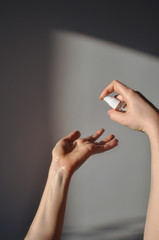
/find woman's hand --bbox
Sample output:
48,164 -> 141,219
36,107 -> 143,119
51,128 -> 118,177
100,80 -> 159,135
26,129 -> 117,240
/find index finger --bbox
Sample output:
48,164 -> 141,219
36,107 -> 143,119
99,80 -> 130,101
63,130 -> 81,142
85,128 -> 105,142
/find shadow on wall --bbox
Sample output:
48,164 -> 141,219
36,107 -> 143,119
1,26 -> 159,240
62,217 -> 144,240
1,29 -> 55,239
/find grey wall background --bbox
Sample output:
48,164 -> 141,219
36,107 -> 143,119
1,1 -> 159,239
50,31 -> 159,230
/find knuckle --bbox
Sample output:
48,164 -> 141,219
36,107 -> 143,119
88,143 -> 95,152
127,88 -> 135,97
113,79 -> 119,85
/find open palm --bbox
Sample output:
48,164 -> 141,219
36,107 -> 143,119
52,128 -> 118,176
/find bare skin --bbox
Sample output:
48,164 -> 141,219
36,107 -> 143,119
25,129 -> 118,240
25,80 -> 159,240
100,80 -> 159,240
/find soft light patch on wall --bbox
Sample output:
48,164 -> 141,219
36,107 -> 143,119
48,30 -> 159,229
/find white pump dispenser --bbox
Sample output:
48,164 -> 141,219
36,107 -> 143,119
103,96 -> 127,112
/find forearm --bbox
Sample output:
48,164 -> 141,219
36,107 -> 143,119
24,128 -> 115,240
144,118 -> 159,240
25,162 -> 71,240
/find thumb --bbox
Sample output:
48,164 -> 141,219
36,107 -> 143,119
63,130 -> 81,142
108,109 -> 128,126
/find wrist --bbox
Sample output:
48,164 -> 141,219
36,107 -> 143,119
145,112 -> 159,139
48,159 -> 72,184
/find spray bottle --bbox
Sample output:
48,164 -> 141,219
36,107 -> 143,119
103,96 -> 127,112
